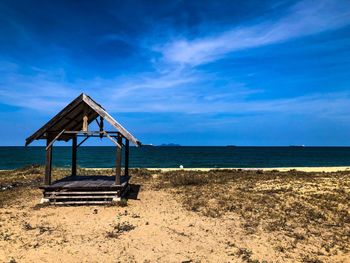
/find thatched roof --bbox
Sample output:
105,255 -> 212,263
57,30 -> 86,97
25,93 -> 141,146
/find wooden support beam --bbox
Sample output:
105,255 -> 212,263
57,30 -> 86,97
99,116 -> 104,139
76,134 -> 116,138
77,136 -> 90,148
68,110 -> 97,132
58,130 -> 119,134
25,94 -> 84,146
45,129 -> 66,150
45,136 -> 53,185
82,94 -> 141,146
82,106 -> 88,132
72,135 -> 77,176
125,139 -> 129,177
115,134 -> 123,185
103,131 -> 122,148
82,116 -> 88,132
95,118 -> 100,127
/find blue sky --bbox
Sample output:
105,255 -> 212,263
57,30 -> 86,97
0,0 -> 350,146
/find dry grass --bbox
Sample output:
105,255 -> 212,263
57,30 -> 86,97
1,166 -> 350,261
153,169 -> 350,259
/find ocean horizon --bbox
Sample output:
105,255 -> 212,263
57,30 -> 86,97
1,146 -> 350,170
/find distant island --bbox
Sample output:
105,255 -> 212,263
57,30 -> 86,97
141,143 -> 181,147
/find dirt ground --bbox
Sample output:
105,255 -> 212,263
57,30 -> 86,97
1,167 -> 350,263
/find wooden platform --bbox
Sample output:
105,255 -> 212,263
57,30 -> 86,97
40,175 -> 130,205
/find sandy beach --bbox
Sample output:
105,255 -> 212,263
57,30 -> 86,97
147,166 -> 350,172
47,166 -> 350,173
1,166 -> 350,263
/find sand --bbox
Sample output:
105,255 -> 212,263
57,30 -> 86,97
1,167 -> 350,263
1,187 -> 254,263
1,166 -> 350,173
147,166 -> 350,172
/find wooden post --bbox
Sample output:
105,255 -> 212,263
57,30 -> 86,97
125,139 -> 129,177
115,134 -> 122,185
99,116 -> 104,139
44,135 -> 53,185
72,135 -> 77,176
82,107 -> 88,132
82,115 -> 88,132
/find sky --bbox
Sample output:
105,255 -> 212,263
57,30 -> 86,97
0,0 -> 350,146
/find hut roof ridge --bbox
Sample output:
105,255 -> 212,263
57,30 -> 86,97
25,93 -> 141,146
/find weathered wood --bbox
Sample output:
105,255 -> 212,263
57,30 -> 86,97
64,130 -> 118,134
82,94 -> 141,146
50,201 -> 113,205
47,195 -> 117,199
115,135 -> 123,185
45,191 -> 120,195
95,118 -> 100,127
25,93 -> 85,146
26,93 -> 141,146
25,93 -> 139,204
82,106 -> 88,132
45,129 -> 66,150
76,134 -> 114,138
44,136 -> 53,185
125,139 -> 129,177
99,116 -> 104,139
103,131 -> 122,148
72,135 -> 77,176
77,136 -> 90,147
67,109 -> 98,133
40,175 -> 129,189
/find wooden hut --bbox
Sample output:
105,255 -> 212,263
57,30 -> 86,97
25,93 -> 141,205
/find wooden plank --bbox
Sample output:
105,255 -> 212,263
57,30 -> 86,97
26,93 -> 141,147
45,129 -> 66,150
40,175 -> 129,190
115,135 -> 123,185
82,106 -> 89,132
99,117 -> 104,139
95,118 -> 100,127
82,94 -> 141,146
44,136 -> 53,185
125,139 -> 129,177
45,191 -> 120,195
65,108 -> 98,133
41,184 -> 126,191
51,201 -> 114,205
64,130 -> 118,134
47,195 -> 116,199
25,93 -> 85,146
103,131 -> 122,148
77,136 -> 89,147
72,135 -> 77,176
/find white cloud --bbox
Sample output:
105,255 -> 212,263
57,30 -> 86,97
156,0 -> 350,66
1,60 -> 350,122
1,0 -> 349,122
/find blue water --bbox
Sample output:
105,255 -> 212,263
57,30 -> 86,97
1,146 -> 350,169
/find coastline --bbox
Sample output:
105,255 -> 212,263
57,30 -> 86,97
1,166 -> 350,172
147,166 -> 350,172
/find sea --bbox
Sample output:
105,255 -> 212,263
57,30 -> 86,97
1,146 -> 350,170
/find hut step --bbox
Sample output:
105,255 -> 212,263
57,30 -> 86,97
44,191 -> 120,195
50,200 -> 114,205
47,195 -> 116,199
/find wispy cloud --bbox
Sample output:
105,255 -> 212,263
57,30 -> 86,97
155,0 -> 350,66
2,63 -> 349,121
0,0 -> 349,121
